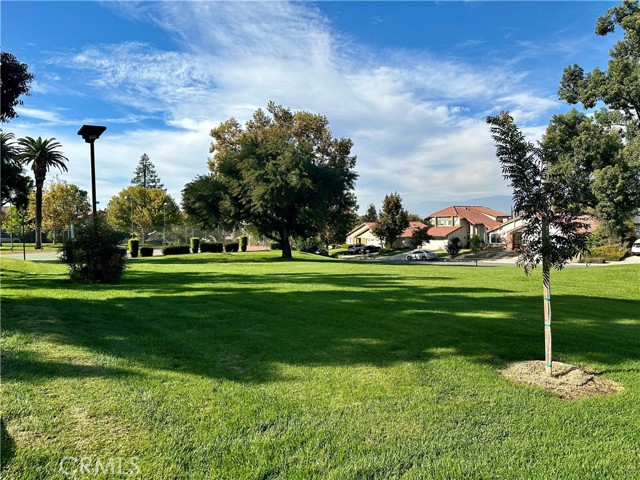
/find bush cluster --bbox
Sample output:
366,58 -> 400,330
140,246 -> 154,257
190,237 -> 200,254
270,243 -> 281,250
225,242 -> 239,252
201,242 -> 224,252
162,244 -> 190,255
128,238 -> 140,258
584,244 -> 628,262
61,216 -> 128,284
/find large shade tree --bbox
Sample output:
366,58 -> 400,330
487,113 -> 591,376
556,0 -> 640,236
27,178 -> 91,243
1,52 -> 35,123
106,186 -> 180,243
17,136 -> 68,249
206,102 -> 358,258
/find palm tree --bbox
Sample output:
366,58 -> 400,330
17,136 -> 68,249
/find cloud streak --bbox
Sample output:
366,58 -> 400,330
16,1 -> 565,214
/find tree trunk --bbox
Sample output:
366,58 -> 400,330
34,178 -> 44,249
280,228 -> 292,259
542,217 -> 553,376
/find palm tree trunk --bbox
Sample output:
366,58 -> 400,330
35,179 -> 44,249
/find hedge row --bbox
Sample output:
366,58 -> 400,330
162,244 -> 191,255
140,247 -> 154,257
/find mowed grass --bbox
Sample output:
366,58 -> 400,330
1,252 -> 639,479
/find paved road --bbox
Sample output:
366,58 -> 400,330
342,251 -> 640,268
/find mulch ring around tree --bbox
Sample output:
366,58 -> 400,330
500,360 -> 623,400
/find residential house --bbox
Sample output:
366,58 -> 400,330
425,206 -> 510,249
486,214 -> 600,250
345,221 -> 430,248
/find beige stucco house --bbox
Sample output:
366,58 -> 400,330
346,221 -> 430,248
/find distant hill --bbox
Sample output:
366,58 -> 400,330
409,195 -> 513,218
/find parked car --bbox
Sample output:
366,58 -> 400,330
406,250 -> 438,261
632,239 -> 640,256
353,245 -> 380,254
315,248 -> 329,256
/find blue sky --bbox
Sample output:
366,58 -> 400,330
2,1 -> 619,215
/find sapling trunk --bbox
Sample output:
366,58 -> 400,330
542,218 -> 553,376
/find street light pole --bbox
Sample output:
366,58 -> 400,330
77,125 -> 107,215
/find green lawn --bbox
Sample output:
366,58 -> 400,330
1,252 -> 639,479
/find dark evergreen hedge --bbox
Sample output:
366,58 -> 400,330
140,247 -> 154,257
190,237 -> 200,254
225,242 -> 239,252
162,244 -> 190,255
201,242 -> 224,253
128,238 -> 140,258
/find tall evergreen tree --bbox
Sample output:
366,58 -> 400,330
361,203 -> 378,223
371,192 -> 409,249
131,153 -> 164,189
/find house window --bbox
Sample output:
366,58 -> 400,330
489,233 -> 501,244
436,217 -> 453,226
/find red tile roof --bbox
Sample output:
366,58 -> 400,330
400,221 -> 428,238
427,206 -> 509,229
428,226 -> 464,238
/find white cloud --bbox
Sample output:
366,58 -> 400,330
15,1 -> 559,215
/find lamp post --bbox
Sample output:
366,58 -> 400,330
77,125 -> 107,214
163,201 -> 167,246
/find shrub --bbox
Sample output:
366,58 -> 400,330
445,237 -> 461,258
270,243 -> 281,250
60,216 -> 128,284
140,246 -> 154,257
128,238 -> 140,258
201,242 -> 224,253
239,236 -> 248,252
162,244 -> 190,255
584,244 -> 628,262
225,242 -> 239,252
292,237 -> 319,253
470,235 -> 481,254
190,237 -> 200,254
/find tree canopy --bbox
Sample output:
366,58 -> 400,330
131,153 -> 164,189
27,177 -> 91,243
1,52 -> 35,123
371,192 -> 409,249
106,186 -> 180,241
361,203 -> 378,223
556,0 -> 640,236
206,102 -> 358,258
558,0 -> 640,125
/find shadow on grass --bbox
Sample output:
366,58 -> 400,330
3,260 -> 639,385
1,418 -> 15,471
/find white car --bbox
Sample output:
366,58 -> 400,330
406,250 -> 438,261
632,239 -> 640,256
